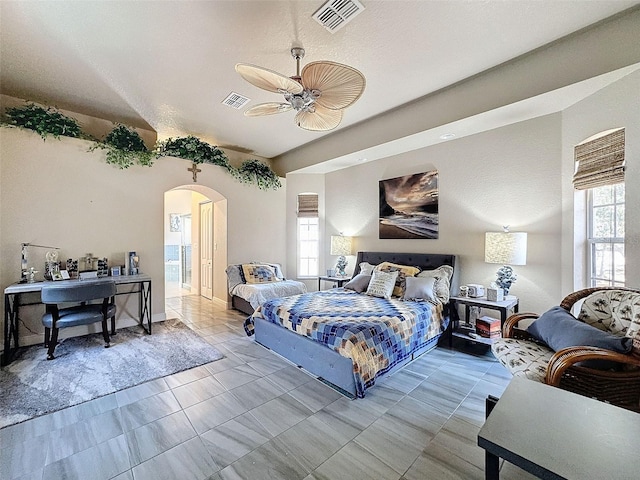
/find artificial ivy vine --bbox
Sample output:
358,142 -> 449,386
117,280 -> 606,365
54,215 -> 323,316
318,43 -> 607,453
1,102 -> 282,189
156,136 -> 233,172
237,159 -> 282,190
3,103 -> 82,140
90,124 -> 154,169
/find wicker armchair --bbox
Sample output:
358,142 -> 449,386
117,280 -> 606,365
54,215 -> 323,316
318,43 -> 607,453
493,287 -> 640,412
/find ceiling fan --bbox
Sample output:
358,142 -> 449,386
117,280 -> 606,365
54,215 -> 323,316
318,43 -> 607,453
235,47 -> 365,132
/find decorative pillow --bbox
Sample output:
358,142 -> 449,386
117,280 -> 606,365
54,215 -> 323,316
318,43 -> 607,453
225,265 -> 244,292
527,306 -> 633,368
254,261 -> 285,279
404,276 -> 436,302
241,264 -> 280,284
417,265 -> 454,304
366,270 -> 398,300
359,262 -> 375,275
343,274 -> 372,293
375,262 -> 420,297
578,290 -> 640,337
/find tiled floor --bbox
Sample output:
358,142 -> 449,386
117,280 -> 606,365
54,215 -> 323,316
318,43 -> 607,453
0,296 -> 537,480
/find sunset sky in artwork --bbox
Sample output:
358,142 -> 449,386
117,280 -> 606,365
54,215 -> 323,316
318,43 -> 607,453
383,171 -> 438,213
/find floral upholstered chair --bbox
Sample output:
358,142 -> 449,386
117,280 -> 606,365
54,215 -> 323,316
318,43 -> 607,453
491,287 -> 640,412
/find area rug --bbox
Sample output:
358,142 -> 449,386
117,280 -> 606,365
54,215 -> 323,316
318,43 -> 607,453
0,319 -> 224,428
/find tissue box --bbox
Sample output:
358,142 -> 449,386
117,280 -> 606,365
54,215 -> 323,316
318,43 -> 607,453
487,287 -> 504,302
476,316 -> 501,339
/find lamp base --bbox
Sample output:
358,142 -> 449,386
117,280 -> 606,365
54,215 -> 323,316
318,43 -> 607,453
335,255 -> 348,277
494,265 -> 516,296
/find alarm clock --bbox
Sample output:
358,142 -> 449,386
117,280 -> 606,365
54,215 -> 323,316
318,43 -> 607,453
467,284 -> 485,298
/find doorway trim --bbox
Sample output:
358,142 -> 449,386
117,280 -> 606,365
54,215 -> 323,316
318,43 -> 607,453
164,185 -> 228,306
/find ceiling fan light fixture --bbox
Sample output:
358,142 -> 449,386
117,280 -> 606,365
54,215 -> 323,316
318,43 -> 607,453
236,48 -> 365,131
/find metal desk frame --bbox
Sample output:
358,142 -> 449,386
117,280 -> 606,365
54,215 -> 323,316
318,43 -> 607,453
3,274 -> 152,366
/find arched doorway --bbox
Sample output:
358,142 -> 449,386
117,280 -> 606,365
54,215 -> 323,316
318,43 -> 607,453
163,185 -> 228,306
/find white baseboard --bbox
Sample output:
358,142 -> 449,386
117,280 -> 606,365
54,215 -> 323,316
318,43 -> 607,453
211,296 -> 228,309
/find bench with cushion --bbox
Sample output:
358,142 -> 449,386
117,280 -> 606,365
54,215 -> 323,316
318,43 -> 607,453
492,287 -> 640,411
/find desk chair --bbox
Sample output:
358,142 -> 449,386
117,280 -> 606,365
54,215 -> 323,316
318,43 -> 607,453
41,281 -> 117,360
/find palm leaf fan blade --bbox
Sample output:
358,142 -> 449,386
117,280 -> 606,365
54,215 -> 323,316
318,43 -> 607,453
301,61 -> 366,110
235,64 -> 303,94
244,103 -> 292,117
295,105 -> 342,131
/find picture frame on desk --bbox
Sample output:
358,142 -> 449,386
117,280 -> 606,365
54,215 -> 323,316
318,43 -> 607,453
111,266 -> 121,277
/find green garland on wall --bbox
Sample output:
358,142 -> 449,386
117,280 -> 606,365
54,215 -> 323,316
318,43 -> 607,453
1,102 -> 282,189
90,124 -> 154,169
237,159 -> 282,190
3,103 -> 82,140
156,136 -> 233,172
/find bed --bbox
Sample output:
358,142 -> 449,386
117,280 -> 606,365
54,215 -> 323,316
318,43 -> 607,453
245,252 -> 457,398
226,263 -> 307,315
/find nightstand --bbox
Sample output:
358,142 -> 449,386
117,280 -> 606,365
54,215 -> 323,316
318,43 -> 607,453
318,275 -> 350,290
449,295 -> 519,346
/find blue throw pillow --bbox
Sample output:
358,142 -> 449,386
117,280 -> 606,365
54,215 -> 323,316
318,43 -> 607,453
527,306 -> 632,369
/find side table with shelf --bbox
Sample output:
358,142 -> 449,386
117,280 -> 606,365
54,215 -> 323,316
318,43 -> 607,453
449,295 -> 519,346
318,275 -> 351,290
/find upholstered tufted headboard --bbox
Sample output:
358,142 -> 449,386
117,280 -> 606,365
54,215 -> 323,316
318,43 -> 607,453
352,251 -> 458,295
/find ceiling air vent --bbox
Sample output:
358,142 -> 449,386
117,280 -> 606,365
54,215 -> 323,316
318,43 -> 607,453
312,0 -> 365,33
222,92 -> 250,109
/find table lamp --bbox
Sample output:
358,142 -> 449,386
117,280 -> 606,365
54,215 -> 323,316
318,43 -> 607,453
330,235 -> 352,277
484,227 -> 527,295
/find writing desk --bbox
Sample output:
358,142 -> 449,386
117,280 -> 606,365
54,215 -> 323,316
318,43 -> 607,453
478,377 -> 640,479
3,274 -> 152,366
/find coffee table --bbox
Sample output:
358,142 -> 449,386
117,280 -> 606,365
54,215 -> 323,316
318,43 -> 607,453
478,377 -> 640,479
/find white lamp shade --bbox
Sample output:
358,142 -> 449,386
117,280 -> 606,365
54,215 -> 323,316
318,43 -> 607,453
330,235 -> 352,256
485,232 -> 527,265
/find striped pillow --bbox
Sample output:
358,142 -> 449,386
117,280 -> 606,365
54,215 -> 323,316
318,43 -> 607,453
375,262 -> 420,297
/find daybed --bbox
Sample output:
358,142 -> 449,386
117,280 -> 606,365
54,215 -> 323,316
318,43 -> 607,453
245,252 -> 457,398
226,263 -> 307,315
492,287 -> 640,411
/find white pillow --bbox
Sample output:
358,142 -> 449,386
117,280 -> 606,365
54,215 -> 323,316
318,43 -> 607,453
359,262 -> 375,275
366,270 -> 398,299
417,265 -> 454,304
403,276 -> 436,302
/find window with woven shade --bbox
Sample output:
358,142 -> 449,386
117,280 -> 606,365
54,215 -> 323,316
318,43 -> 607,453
573,128 -> 625,190
575,129 -> 626,287
297,193 -> 318,217
297,193 -> 319,277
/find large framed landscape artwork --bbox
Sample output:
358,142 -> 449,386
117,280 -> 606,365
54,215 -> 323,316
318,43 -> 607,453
379,170 -> 439,239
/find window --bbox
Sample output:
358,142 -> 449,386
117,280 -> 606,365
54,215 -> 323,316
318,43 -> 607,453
297,193 -> 319,277
574,128 -> 625,287
298,217 -> 319,277
588,183 -> 624,287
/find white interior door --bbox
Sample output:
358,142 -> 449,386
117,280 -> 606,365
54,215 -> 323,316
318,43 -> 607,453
200,201 -> 213,300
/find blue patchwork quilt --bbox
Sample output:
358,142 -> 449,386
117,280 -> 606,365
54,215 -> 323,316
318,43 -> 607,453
244,289 -> 446,397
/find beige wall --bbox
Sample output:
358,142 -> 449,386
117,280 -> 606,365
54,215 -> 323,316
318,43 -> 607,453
0,126 -> 286,346
320,114 -> 563,314
286,72 -> 639,314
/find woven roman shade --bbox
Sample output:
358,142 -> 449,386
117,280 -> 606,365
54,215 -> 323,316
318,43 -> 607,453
573,128 -> 625,190
297,193 -> 318,217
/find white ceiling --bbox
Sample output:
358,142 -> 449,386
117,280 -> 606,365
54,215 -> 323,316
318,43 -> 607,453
1,1 -> 638,161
